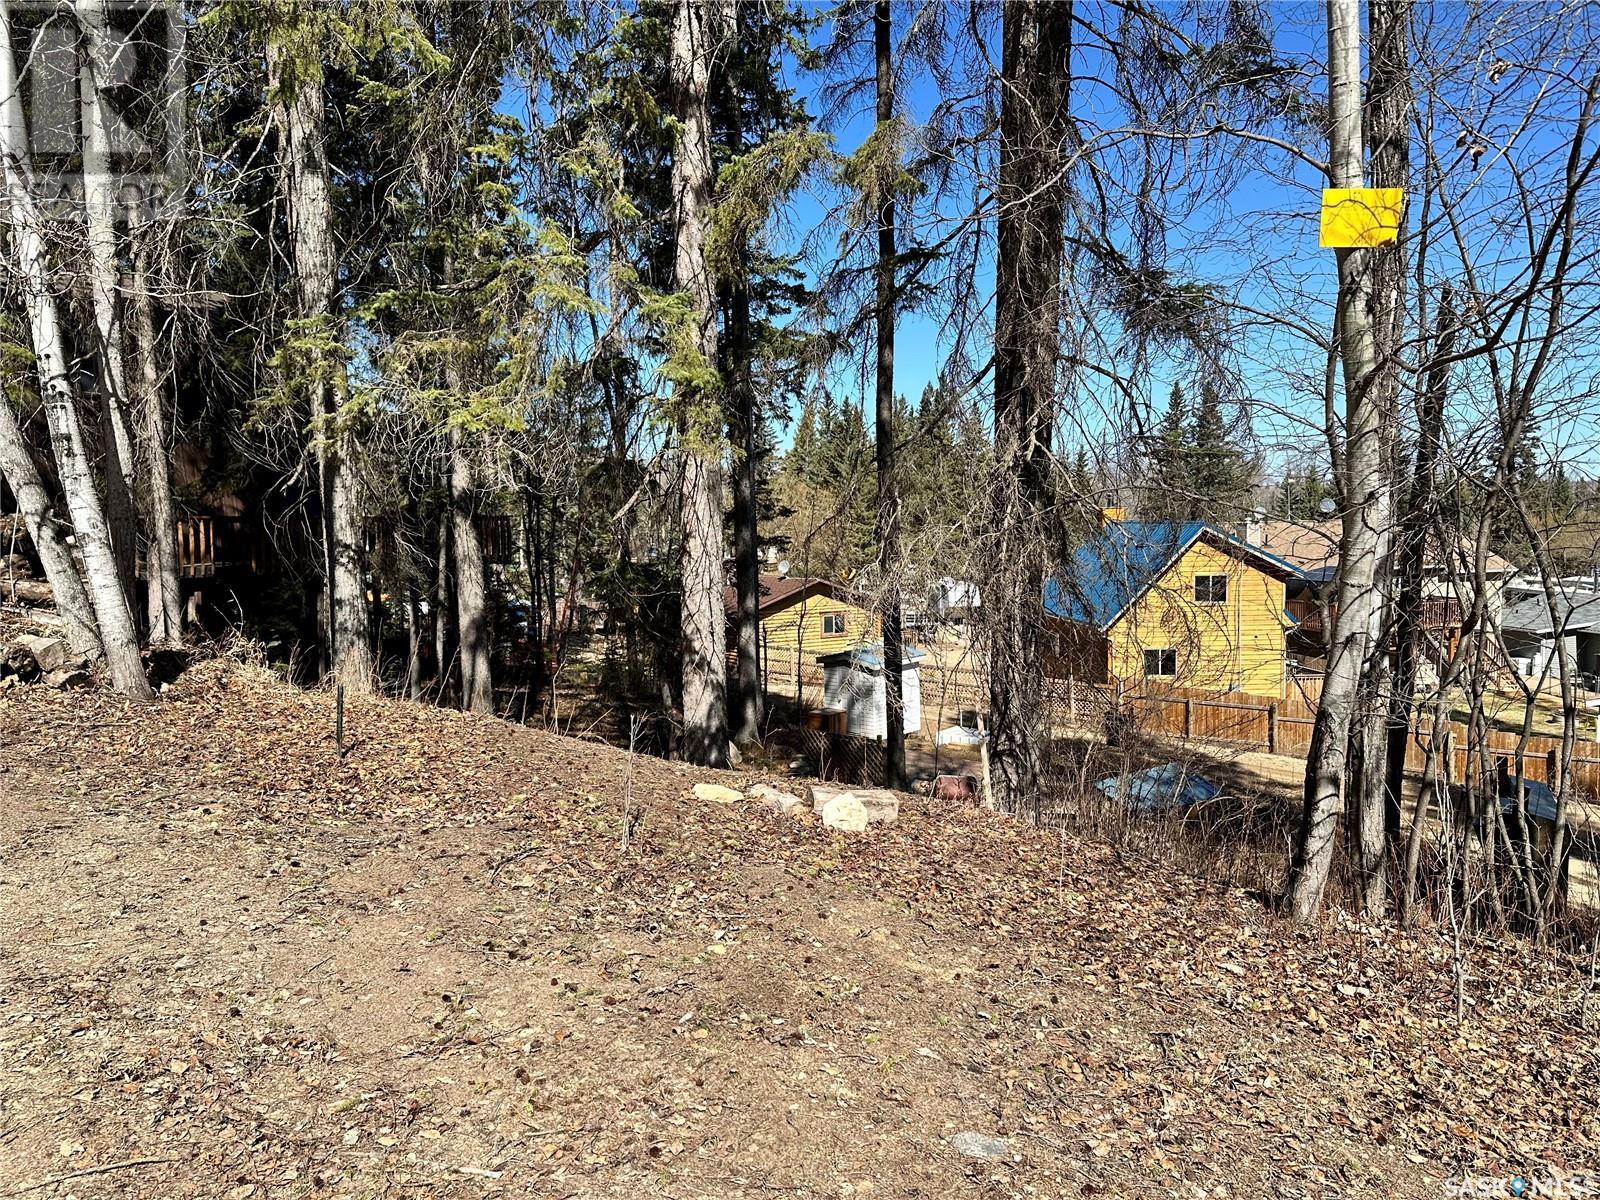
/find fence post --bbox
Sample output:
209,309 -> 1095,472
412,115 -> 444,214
1183,698 -> 1193,739
1546,747 -> 1558,784
1069,677 -> 1077,723
1267,703 -> 1277,754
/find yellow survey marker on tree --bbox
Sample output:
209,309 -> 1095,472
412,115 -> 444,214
1318,187 -> 1404,247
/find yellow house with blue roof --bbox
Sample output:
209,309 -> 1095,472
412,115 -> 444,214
1044,517 -> 1305,697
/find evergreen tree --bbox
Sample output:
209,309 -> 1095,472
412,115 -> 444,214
1189,381 -> 1249,519
1142,382 -> 1191,519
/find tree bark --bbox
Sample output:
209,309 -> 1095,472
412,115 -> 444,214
1286,0 -> 1387,919
128,206 -> 183,643
75,0 -> 138,609
450,428 -> 493,714
433,510 -> 452,696
874,0 -> 907,791
669,0 -> 731,767
1345,0 -> 1413,918
0,393 -> 102,658
268,23 -> 372,692
0,10 -> 149,698
987,0 -> 1071,818
726,277 -> 762,744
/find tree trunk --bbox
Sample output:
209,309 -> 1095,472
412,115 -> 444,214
1285,0 -> 1387,919
987,0 -> 1071,818
874,0 -> 907,791
268,25 -> 371,692
1345,0 -> 1413,918
0,12 -> 149,699
669,0 -> 731,767
76,0 -> 138,609
726,278 -> 763,744
450,429 -> 493,714
434,510 -> 452,696
404,583 -> 422,701
128,206 -> 183,643
0,394 -> 103,659
1390,293 -> 1456,925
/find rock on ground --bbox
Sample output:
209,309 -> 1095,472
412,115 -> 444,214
809,783 -> 899,825
819,793 -> 868,832
16,634 -> 68,672
949,1131 -> 1014,1160
747,783 -> 804,812
44,666 -> 91,690
691,781 -> 744,805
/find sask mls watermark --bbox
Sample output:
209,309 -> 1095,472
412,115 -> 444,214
4,0 -> 185,215
1445,1174 -> 1600,1199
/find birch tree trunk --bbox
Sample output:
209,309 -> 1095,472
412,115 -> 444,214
0,6 -> 149,698
128,207 -> 182,642
1286,0 -> 1387,920
450,428 -> 493,714
1346,0 -> 1412,917
268,26 -> 371,692
75,0 -> 137,607
987,0 -> 1071,818
0,392 -> 103,659
873,0 -> 907,791
669,0 -> 731,767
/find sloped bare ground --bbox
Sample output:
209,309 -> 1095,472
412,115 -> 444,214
0,659 -> 1595,1199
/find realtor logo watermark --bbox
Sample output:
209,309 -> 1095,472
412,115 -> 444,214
1446,1174 -> 1600,1199
7,0 -> 184,212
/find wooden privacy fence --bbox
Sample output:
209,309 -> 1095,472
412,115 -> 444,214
743,644 -> 1600,796
1061,678 -> 1600,798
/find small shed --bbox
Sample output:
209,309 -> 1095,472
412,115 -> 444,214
817,644 -> 925,740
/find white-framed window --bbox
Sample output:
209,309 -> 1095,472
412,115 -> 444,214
1143,648 -> 1177,677
822,612 -> 846,635
1194,574 -> 1228,604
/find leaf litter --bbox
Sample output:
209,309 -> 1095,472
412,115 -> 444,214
0,658 -> 1595,1198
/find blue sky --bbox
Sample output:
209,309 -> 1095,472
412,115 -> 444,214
758,1 -> 1600,477
507,2 -> 1600,479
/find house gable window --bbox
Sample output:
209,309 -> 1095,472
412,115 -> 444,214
1143,648 -> 1177,678
822,612 -> 846,635
1194,574 -> 1228,604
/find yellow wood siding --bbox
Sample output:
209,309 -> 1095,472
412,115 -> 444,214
1106,541 -> 1290,696
759,593 -> 879,666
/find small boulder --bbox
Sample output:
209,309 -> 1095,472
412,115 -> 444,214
819,793 -> 868,833
810,783 -> 898,825
949,1131 -> 1014,1160
16,634 -> 68,672
847,786 -> 900,824
44,666 -> 91,690
691,782 -> 743,805
747,783 -> 803,813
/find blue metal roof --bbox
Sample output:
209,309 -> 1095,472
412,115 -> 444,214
1043,520 -> 1305,631
1096,762 -> 1221,812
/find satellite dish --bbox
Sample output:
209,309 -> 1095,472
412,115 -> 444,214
1318,497 -> 1337,515
777,559 -> 791,577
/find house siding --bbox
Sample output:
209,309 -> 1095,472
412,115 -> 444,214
759,593 -> 879,666
1107,540 -> 1290,696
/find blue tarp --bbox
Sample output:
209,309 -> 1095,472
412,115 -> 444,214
1497,775 -> 1561,824
1096,762 -> 1221,813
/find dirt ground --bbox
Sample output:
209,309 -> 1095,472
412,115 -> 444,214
1,657 -> 1597,1199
